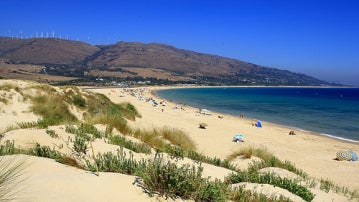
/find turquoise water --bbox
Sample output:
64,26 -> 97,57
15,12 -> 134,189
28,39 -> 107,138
156,87 -> 359,142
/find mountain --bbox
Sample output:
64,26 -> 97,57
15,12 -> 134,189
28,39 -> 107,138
0,37 -> 333,85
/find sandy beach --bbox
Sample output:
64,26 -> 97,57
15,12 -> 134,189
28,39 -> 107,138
1,80 -> 358,201
89,86 -> 359,190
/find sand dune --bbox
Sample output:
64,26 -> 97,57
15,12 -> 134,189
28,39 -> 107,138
1,80 -> 358,201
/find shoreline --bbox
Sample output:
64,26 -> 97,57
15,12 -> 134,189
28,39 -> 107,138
2,80 -> 359,201
87,86 -> 359,190
152,87 -> 359,145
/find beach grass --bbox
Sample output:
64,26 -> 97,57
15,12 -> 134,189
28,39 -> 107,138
320,179 -> 359,199
133,128 -> 167,149
84,95 -> 138,136
160,127 -> 196,151
0,156 -> 27,201
132,127 -> 196,152
71,94 -> 86,107
0,82 -> 19,92
16,121 -> 38,129
30,94 -> 78,127
228,147 -> 307,178
4,125 -> 20,133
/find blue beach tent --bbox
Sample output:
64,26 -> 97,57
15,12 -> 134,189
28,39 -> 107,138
255,121 -> 262,128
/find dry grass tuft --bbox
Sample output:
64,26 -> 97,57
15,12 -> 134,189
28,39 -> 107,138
132,127 -> 196,151
227,147 -> 272,161
0,156 -> 27,201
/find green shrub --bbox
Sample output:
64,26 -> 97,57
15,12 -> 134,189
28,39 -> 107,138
0,141 -> 17,155
73,136 -> 88,155
46,129 -> 59,138
66,125 -> 92,141
65,125 -> 77,134
229,186 -> 292,202
164,145 -> 185,159
29,143 -> 62,160
109,135 -> 151,154
225,171 -> 315,202
86,151 -> 228,201
86,150 -> 144,174
137,155 -> 228,201
78,124 -> 103,139
186,149 -> 235,170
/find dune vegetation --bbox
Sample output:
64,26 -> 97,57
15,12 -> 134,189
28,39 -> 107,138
0,80 -> 358,201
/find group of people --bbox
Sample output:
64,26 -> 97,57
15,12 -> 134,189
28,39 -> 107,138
289,130 -> 296,135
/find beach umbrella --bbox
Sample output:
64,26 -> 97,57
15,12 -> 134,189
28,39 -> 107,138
336,151 -> 352,161
233,134 -> 244,142
349,150 -> 358,161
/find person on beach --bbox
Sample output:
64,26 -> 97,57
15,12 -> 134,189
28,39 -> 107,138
289,130 -> 296,135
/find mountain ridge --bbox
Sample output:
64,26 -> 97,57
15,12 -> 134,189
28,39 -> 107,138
0,37 -> 336,86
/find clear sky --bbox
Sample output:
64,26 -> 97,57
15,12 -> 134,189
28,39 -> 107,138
1,0 -> 358,86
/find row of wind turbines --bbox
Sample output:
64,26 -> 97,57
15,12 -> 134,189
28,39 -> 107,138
6,29 -> 117,44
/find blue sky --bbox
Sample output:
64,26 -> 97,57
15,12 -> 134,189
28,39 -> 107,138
1,0 -> 358,86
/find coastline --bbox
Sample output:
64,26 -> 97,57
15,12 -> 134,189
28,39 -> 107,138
2,80 -> 358,201
85,85 -> 359,190
153,86 -> 359,144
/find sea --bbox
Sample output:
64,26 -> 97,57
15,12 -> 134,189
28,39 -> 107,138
156,87 -> 359,142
